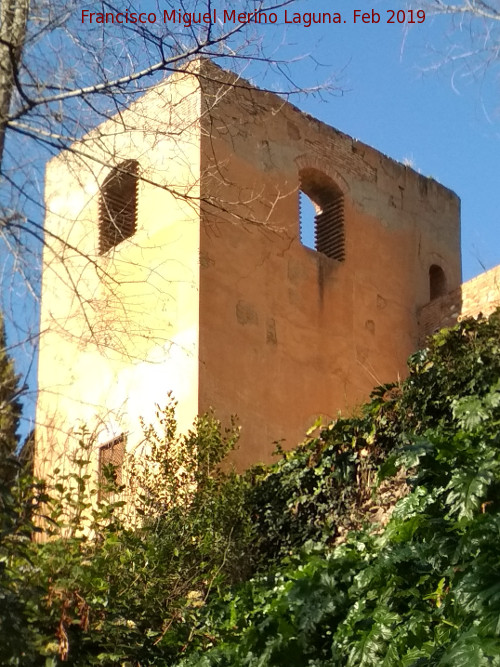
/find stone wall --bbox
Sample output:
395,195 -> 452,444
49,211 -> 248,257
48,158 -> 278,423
197,61 -> 461,466
36,59 -> 464,477
419,264 -> 500,344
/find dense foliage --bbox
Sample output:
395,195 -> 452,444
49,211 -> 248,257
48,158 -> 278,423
2,311 -> 500,665
178,311 -> 500,666
0,313 -> 22,480
0,406 -> 255,666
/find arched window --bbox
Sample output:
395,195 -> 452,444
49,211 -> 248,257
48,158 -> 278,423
429,264 -> 447,300
99,159 -> 139,254
299,168 -> 345,261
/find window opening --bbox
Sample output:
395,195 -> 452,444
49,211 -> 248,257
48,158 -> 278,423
98,434 -> 126,499
299,168 -> 345,261
99,160 -> 139,254
299,191 -> 316,250
429,264 -> 447,301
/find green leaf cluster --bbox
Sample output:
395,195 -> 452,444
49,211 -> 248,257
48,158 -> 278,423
3,311 -> 500,665
0,405 -> 255,666
176,310 -> 500,666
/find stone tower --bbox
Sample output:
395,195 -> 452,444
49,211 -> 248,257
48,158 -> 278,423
36,60 -> 461,479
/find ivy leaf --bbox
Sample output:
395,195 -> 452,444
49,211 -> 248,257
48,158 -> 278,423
377,455 -> 398,483
395,438 -> 435,469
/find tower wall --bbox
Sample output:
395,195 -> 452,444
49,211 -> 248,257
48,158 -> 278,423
36,70 -> 203,478
419,264 -> 500,343
197,64 -> 461,467
36,61 -> 462,479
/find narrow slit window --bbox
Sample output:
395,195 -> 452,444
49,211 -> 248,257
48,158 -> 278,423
299,168 -> 345,262
99,160 -> 139,254
98,434 -> 126,499
429,264 -> 447,300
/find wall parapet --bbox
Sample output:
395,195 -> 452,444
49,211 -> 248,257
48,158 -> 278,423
419,264 -> 500,345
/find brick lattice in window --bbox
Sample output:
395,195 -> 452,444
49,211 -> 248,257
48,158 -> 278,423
99,160 -> 139,254
315,196 -> 345,261
299,167 -> 346,262
98,434 -> 126,497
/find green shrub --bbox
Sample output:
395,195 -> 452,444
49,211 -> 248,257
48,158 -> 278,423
179,312 -> 500,666
4,312 -> 500,665
0,403 -> 254,666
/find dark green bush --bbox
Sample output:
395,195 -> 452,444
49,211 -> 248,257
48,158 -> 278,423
3,311 -> 500,666
178,311 -> 500,666
0,406 -> 255,666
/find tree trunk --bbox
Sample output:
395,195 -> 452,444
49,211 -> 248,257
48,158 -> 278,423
0,0 -> 29,172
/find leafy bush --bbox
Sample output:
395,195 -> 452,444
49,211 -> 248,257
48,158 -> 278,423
3,312 -> 500,665
177,311 -> 500,666
0,404 -> 255,666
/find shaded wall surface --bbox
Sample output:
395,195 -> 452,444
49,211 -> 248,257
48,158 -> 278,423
196,63 -> 460,467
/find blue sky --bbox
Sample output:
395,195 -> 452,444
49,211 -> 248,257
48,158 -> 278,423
251,0 -> 499,281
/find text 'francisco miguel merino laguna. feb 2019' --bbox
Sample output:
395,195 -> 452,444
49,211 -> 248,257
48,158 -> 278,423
81,8 -> 427,27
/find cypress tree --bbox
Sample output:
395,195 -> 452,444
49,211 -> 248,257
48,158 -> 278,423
0,313 -> 22,468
